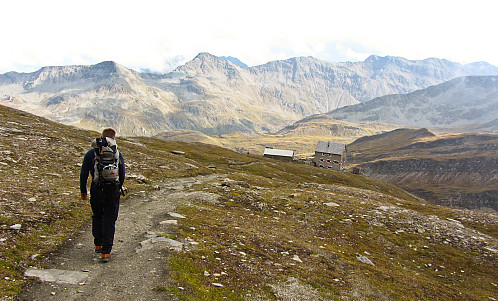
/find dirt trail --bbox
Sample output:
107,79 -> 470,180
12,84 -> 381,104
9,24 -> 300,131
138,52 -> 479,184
17,174 -> 223,301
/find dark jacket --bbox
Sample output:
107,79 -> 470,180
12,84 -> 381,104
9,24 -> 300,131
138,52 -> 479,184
80,149 -> 125,194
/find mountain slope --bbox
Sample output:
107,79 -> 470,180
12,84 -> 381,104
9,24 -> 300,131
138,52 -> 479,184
347,128 -> 498,210
1,104 -> 497,300
0,61 -> 180,136
153,129 -> 223,146
326,76 -> 498,132
1,54 -> 497,136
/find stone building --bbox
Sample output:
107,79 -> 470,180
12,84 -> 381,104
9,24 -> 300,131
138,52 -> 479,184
313,141 -> 346,171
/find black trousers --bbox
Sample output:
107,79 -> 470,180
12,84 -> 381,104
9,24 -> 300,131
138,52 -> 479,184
90,183 -> 120,254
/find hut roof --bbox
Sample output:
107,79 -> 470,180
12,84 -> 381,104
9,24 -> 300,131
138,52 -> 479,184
315,141 -> 345,155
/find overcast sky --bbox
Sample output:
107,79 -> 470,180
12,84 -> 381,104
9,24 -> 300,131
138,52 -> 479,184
2,0 -> 497,74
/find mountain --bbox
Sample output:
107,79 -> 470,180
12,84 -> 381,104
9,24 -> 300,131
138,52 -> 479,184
1,53 -> 497,136
0,61 -> 181,136
324,76 -> 498,132
347,128 -> 498,211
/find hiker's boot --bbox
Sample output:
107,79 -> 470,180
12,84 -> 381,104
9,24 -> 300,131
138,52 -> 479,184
100,253 -> 111,263
95,246 -> 103,253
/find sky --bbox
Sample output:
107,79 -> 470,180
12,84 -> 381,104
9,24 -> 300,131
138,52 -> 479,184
1,0 -> 497,74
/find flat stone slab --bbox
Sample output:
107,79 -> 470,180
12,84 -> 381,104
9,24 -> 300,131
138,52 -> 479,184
25,268 -> 89,285
159,220 -> 178,225
136,235 -> 184,253
168,212 -> 186,219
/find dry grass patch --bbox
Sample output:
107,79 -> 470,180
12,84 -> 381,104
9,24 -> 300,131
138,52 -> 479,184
167,173 -> 497,300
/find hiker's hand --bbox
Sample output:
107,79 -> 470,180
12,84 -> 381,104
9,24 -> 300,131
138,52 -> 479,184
81,193 -> 88,200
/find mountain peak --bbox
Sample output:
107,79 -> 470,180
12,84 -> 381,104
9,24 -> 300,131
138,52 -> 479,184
91,61 -> 130,74
176,52 -> 242,75
365,54 -> 390,62
364,54 -> 408,66
193,52 -> 219,61
94,60 -> 119,69
463,61 -> 498,75
32,61 -> 126,78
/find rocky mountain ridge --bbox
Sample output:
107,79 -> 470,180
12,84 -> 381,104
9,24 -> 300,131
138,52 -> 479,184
324,76 -> 498,132
1,53 -> 497,136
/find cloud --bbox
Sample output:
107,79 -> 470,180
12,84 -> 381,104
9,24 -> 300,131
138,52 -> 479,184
0,0 -> 497,73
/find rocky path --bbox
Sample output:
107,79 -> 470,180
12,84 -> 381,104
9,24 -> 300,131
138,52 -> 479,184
17,174 -> 223,301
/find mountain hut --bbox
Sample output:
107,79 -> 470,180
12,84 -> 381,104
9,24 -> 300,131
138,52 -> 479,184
313,141 -> 346,171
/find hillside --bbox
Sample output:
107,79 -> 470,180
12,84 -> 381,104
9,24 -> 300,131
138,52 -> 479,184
347,128 -> 498,211
326,76 -> 498,132
153,129 -> 223,146
153,119 -> 397,158
1,54 -> 497,136
1,104 -> 497,300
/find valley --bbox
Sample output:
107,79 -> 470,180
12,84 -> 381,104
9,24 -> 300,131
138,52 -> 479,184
155,118 -> 397,157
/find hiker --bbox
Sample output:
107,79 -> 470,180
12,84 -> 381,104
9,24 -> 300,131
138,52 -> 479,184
80,128 -> 125,262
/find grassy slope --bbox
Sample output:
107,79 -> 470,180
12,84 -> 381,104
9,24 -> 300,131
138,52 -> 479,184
346,128 -> 498,207
0,105 -> 207,297
145,138 -> 497,300
1,105 -> 497,300
346,128 -> 436,162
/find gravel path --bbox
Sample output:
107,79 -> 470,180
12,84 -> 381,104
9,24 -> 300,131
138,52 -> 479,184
18,174 -> 223,301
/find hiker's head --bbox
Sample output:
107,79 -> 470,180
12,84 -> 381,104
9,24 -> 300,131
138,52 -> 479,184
102,128 -> 116,139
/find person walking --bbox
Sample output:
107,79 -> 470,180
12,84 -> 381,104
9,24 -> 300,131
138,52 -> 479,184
80,128 -> 125,262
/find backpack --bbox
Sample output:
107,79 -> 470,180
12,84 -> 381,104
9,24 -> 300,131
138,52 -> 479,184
91,137 -> 120,184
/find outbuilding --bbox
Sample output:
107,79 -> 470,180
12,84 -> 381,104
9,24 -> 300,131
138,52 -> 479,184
263,147 -> 295,162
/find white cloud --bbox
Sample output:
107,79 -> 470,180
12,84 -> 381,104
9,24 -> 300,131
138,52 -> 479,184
0,0 -> 497,73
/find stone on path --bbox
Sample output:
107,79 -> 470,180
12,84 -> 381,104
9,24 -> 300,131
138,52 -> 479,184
136,233 -> 184,253
24,268 -> 89,285
159,220 -> 178,225
168,212 -> 186,219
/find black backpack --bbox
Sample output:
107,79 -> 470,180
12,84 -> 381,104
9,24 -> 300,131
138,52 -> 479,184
91,137 -> 120,184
